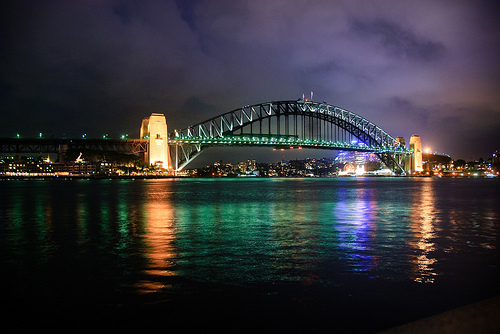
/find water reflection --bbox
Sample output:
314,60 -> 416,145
75,190 -> 89,248
334,187 -> 376,274
270,199 -> 324,284
409,179 -> 438,283
137,180 -> 177,294
1,177 -> 499,313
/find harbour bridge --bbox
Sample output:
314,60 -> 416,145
155,100 -> 408,174
0,100 -> 410,174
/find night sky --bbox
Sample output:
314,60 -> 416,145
1,0 -> 499,164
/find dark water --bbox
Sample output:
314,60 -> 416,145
1,177 -> 499,331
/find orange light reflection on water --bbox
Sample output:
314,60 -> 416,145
410,179 -> 438,283
136,181 -> 177,294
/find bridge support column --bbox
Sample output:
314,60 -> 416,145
58,144 -> 68,163
168,142 -> 203,172
175,144 -> 179,171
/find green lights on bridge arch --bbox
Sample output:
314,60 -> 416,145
168,135 -> 406,153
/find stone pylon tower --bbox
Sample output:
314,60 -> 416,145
140,113 -> 170,169
409,134 -> 423,173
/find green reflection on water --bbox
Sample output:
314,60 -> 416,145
1,177 -> 499,302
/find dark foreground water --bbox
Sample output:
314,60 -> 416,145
1,177 -> 499,332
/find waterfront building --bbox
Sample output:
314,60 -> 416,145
0,160 -> 98,176
238,161 -> 247,174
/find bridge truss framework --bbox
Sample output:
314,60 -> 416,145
169,100 -> 409,174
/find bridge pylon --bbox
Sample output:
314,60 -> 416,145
140,113 -> 171,170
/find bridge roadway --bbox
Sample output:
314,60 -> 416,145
0,135 -> 408,171
0,137 -> 148,160
0,136 -> 401,155
169,134 -> 405,153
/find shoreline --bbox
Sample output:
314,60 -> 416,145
0,174 -> 497,180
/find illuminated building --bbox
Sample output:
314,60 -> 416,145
140,113 -> 170,169
395,137 -> 406,149
238,161 -> 247,174
409,135 -> 423,173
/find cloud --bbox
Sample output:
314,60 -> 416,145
382,96 -> 500,159
350,18 -> 446,62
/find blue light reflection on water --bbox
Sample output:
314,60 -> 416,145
1,177 -> 499,330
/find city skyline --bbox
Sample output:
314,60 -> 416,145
1,1 -> 499,161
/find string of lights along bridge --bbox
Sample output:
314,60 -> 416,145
1,100 -> 425,175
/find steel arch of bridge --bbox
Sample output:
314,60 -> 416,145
169,100 -> 408,173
